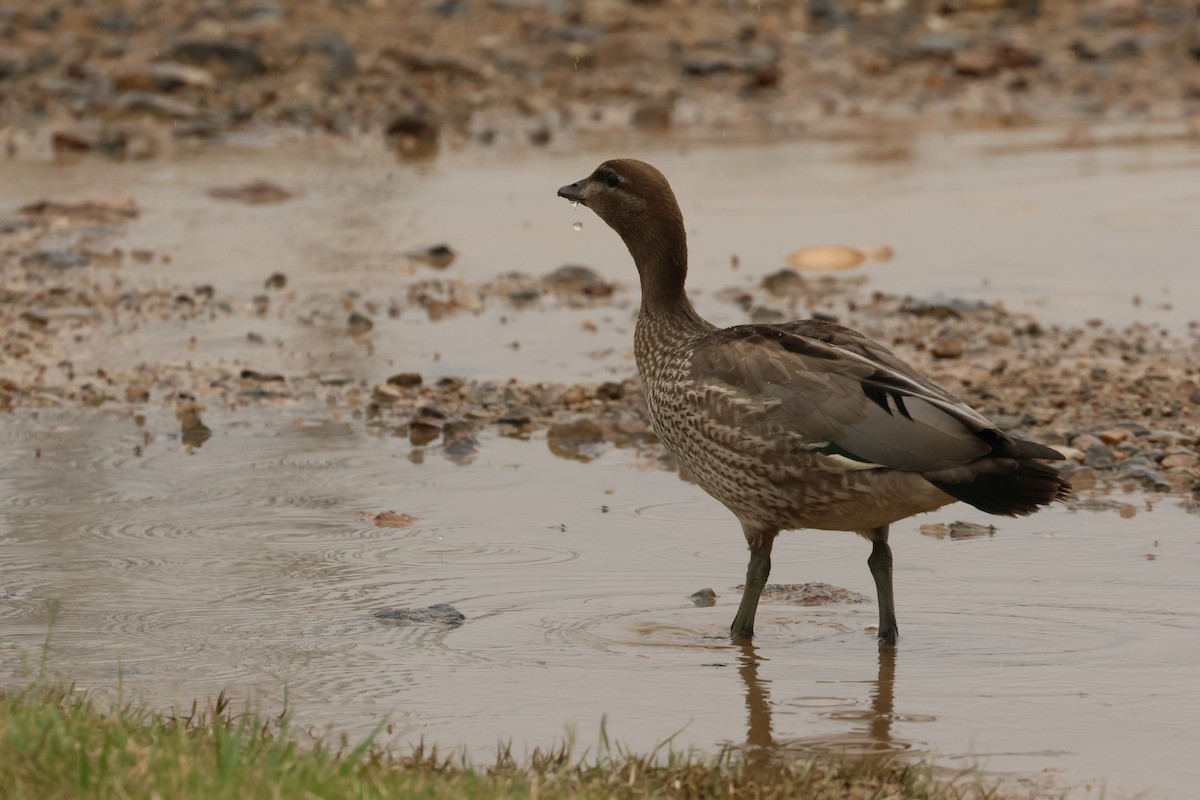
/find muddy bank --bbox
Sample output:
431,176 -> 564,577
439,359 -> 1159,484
3,0 -> 1199,161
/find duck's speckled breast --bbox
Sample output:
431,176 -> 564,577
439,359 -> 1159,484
633,312 -> 952,534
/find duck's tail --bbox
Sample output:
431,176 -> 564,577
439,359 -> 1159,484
925,439 -> 1071,517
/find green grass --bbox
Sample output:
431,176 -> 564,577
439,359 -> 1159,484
0,680 -> 1025,800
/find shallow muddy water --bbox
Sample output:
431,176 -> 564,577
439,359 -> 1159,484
2,127 -> 1200,798
1,407 -> 1198,798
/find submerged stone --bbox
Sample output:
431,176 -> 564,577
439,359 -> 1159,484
374,603 -> 465,627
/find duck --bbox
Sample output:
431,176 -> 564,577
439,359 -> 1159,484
557,158 -> 1070,644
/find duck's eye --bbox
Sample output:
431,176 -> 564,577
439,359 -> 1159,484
603,172 -> 620,188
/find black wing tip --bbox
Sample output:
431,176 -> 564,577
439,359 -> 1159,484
931,460 -> 1072,517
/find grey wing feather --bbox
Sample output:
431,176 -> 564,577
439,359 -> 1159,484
691,321 -> 1008,472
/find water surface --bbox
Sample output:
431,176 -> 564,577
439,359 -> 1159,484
2,127 -> 1199,798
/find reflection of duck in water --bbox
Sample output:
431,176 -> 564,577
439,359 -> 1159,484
737,641 -> 904,762
559,160 -> 1069,643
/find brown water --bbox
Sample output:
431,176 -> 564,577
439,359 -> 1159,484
2,127 -> 1200,798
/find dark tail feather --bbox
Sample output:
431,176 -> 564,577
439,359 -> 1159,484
931,460 -> 1071,517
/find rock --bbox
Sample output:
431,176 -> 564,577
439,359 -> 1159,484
596,381 -> 624,401
348,312 -> 374,336
494,407 -> 533,439
543,264 -> 614,299
914,33 -> 968,57
94,8 -> 136,32
21,191 -> 139,222
567,0 -> 631,28
110,91 -> 202,120
903,295 -> 992,319
167,39 -> 267,78
371,511 -> 417,529
953,48 -> 999,77
682,46 -> 779,80
1161,454 -> 1198,470
407,244 -> 457,269
112,62 -> 215,92
631,99 -> 673,130
443,425 -> 480,464
1071,433 -> 1114,468
930,335 -> 966,360
264,272 -> 287,289
21,250 -> 91,270
387,372 -> 423,389
1097,427 -> 1133,445
49,122 -> 159,159
0,45 -> 30,80
241,2 -> 286,23
176,400 -> 211,450
303,31 -> 357,87
547,417 -> 606,462
385,113 -> 440,159
239,369 -> 285,383
1119,463 -> 1170,489
807,0 -> 853,30
690,587 -> 717,607
207,180 -> 295,204
761,268 -> 806,297
374,603 -> 465,627
409,406 -> 447,446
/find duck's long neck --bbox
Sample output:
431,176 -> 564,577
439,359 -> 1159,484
625,213 -> 707,331
627,216 -> 713,384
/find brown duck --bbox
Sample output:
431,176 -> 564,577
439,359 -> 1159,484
558,158 -> 1070,644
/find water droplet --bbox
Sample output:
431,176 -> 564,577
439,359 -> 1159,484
570,201 -> 578,210
572,221 -> 583,231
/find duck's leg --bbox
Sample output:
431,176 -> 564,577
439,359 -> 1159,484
866,525 -> 898,644
731,525 -> 778,641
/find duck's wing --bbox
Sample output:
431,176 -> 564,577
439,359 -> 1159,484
689,320 -> 1057,472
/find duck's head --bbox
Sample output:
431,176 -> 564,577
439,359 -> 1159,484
554,159 -> 681,250
558,159 -> 687,292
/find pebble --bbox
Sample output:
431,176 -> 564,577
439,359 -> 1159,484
347,312 -> 374,336
374,603 -> 465,627
930,335 -> 966,360
168,39 -> 267,78
208,180 -> 295,204
547,417 -> 606,462
407,244 -> 457,269
543,265 -> 614,299
1097,427 -> 1133,445
1161,454 -> 1198,470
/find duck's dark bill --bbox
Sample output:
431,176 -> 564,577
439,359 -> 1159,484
557,180 -> 587,203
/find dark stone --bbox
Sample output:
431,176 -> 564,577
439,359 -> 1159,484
386,113 -> 440,159
374,603 -> 465,627
596,381 -> 624,401
914,33 -> 967,57
387,372 -> 423,388
1119,463 -> 1170,490
304,31 -> 357,87
21,250 -> 91,269
168,39 -> 267,78
95,8 -> 135,32
240,2 -> 285,22
808,0 -> 852,30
